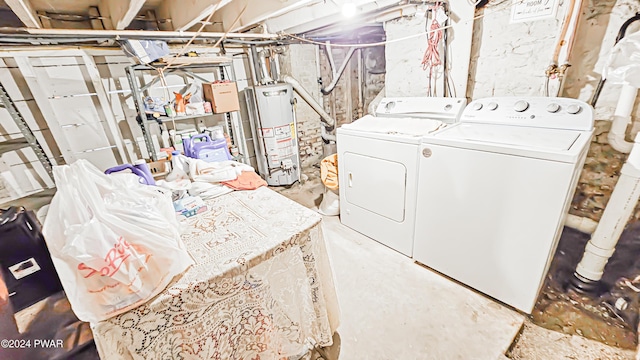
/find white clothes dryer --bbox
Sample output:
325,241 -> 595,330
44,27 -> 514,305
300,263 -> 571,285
337,97 -> 467,256
413,97 -> 594,313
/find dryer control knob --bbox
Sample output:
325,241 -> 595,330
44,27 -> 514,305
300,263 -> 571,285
546,103 -> 561,113
567,104 -> 582,114
514,100 -> 529,112
487,102 -> 498,111
472,102 -> 483,111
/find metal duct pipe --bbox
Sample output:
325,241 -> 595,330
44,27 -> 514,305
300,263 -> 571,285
272,51 -> 282,83
258,50 -> 275,85
283,75 -> 336,129
321,47 -> 357,95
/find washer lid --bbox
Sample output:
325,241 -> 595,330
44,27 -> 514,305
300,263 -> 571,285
341,115 -> 444,137
436,123 -> 581,151
424,123 -> 593,163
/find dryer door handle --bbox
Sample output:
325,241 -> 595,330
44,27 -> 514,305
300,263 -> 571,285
348,172 -> 353,187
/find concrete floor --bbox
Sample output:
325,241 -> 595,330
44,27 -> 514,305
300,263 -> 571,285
278,176 -> 637,360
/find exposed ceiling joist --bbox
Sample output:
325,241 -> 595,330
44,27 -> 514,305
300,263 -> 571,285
5,0 -> 42,28
99,0 -> 147,30
264,0 -> 402,34
210,0 -> 315,33
156,0 -> 232,31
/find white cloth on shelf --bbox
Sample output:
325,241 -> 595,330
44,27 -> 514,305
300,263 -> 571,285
189,159 -> 254,183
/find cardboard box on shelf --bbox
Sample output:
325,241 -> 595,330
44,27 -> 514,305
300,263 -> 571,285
202,82 -> 240,113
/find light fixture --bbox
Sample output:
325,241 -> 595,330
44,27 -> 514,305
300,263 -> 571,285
342,0 -> 357,18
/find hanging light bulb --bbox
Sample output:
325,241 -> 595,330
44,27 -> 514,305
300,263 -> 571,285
342,0 -> 357,18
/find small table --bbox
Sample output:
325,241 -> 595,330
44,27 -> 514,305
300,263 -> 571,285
91,187 -> 340,359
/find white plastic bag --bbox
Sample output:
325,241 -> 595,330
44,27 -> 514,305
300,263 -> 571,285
604,30 -> 640,87
42,160 -> 194,323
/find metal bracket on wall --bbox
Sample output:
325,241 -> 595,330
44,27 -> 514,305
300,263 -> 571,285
0,82 -> 54,181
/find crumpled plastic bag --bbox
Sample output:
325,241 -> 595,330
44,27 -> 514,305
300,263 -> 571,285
604,30 -> 640,87
42,159 -> 194,323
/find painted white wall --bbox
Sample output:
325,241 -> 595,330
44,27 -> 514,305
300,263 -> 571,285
468,1 -> 568,98
384,2 -> 474,98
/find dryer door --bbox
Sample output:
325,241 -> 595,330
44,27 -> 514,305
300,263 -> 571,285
343,152 -> 406,222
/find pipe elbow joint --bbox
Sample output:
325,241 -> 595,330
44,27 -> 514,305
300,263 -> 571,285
607,131 -> 633,154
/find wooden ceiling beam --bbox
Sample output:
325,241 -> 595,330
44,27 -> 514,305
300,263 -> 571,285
210,0 -> 314,33
5,0 -> 42,28
156,0 -> 232,31
98,0 -> 146,30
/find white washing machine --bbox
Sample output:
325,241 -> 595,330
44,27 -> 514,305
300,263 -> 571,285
337,97 -> 467,256
413,97 -> 594,313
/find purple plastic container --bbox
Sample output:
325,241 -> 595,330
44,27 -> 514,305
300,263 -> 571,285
183,134 -> 232,162
105,160 -> 156,185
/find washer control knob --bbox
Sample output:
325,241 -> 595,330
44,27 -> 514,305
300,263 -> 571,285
567,104 -> 582,114
472,102 -> 483,111
384,101 -> 396,111
514,100 -> 529,112
487,102 -> 498,111
546,103 -> 561,113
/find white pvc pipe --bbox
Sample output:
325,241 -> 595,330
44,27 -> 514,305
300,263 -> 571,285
608,84 -> 637,153
575,132 -> 640,282
565,214 -> 599,234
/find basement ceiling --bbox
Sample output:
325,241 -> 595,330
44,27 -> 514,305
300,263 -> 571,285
0,0 -> 406,39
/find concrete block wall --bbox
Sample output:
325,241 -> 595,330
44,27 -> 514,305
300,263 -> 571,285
280,44 -> 325,168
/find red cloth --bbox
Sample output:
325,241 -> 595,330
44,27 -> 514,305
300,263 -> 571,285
221,171 -> 267,190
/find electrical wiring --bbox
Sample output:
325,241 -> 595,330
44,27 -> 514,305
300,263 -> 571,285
422,3 -> 444,96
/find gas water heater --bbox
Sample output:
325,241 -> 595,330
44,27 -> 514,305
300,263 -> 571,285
243,83 -> 300,186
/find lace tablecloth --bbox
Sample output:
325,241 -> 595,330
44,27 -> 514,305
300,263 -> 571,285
91,187 -> 340,359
